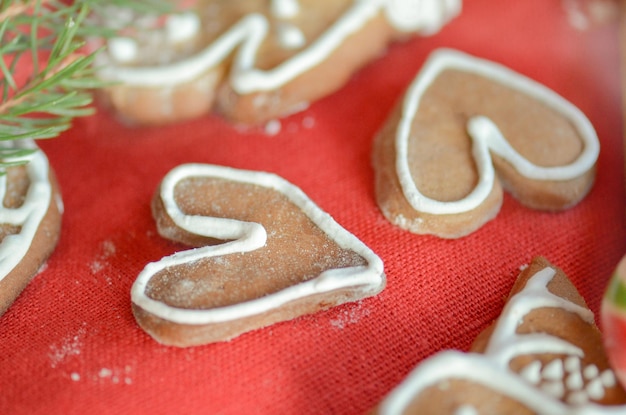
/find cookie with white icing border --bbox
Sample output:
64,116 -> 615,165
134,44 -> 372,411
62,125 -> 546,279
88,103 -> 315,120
0,141 -> 62,316
131,163 -> 385,347
95,0 -> 461,125
372,257 -> 626,414
372,49 -> 599,238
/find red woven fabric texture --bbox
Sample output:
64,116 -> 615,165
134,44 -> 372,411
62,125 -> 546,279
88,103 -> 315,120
1,1 -> 624,414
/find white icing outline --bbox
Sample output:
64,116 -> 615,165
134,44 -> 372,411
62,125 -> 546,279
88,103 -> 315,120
130,163 -> 385,325
395,48 -> 599,215
96,0 -> 461,93
378,265 -> 626,414
0,140 -> 53,282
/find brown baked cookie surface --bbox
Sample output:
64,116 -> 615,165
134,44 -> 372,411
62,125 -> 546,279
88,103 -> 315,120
131,164 -> 385,347
372,257 -> 626,414
372,49 -> 599,239
94,0 -> 461,125
0,142 -> 62,316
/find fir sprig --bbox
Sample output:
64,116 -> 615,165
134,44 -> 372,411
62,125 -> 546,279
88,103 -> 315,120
0,0 -> 173,174
0,1 -> 97,166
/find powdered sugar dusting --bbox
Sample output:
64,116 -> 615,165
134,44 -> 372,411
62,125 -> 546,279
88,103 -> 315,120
49,326 -> 86,368
70,365 -> 133,385
330,301 -> 370,329
96,365 -> 133,385
91,239 -> 117,276
562,0 -> 618,30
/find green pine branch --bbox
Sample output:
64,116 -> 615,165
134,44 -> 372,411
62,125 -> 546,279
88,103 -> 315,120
0,0 -> 174,174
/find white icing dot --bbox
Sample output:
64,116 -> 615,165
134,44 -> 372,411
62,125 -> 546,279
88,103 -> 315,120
108,37 -> 138,63
276,22 -> 306,49
600,369 -> 617,388
567,390 -> 589,406
542,359 -> 564,381
585,377 -> 606,400
520,360 -> 542,384
70,372 -> 80,381
565,356 -> 581,373
384,0 -> 461,33
583,364 -> 599,380
271,0 -> 300,19
166,12 -> 200,43
566,371 -> 584,391
541,380 -> 566,399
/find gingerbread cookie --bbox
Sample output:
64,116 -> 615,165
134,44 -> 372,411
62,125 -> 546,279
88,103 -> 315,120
602,255 -> 626,389
372,49 -> 599,238
131,163 -> 385,347
0,140 -> 62,316
373,257 -> 626,414
94,0 -> 461,125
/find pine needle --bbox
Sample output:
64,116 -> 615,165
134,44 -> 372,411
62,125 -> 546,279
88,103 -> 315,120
0,0 -> 173,174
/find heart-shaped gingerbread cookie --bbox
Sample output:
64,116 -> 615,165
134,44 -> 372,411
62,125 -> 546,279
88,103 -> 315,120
372,49 -> 599,238
131,163 -> 385,346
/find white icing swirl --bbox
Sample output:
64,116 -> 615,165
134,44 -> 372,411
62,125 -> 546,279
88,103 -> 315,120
395,49 -> 599,215
131,164 -> 385,325
97,0 -> 461,93
0,140 -> 52,283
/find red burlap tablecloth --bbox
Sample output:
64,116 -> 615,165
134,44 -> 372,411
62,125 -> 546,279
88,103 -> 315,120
1,1 -> 624,413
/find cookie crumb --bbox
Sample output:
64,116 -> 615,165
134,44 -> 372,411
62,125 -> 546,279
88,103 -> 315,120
264,119 -> 281,136
562,0 -> 618,30
99,368 -> 113,378
49,328 -> 85,368
91,240 -> 117,274
302,116 -> 315,129
330,302 -> 370,329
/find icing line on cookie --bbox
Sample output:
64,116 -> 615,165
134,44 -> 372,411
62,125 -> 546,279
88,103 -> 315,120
379,351 -> 625,415
0,140 -> 52,283
485,267 -> 594,365
395,49 -> 599,215
131,163 -> 385,325
379,266 -> 621,414
97,0 -> 461,93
